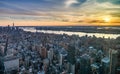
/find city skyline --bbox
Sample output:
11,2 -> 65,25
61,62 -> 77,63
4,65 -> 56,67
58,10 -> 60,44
0,0 -> 120,26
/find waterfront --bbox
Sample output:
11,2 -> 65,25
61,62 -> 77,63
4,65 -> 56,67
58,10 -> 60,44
22,27 -> 120,39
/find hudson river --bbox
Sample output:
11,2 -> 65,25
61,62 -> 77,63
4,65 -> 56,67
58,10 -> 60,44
22,27 -> 120,39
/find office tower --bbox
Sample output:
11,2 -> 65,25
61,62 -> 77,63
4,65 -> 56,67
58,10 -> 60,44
67,45 -> 75,74
75,58 -> 80,74
101,57 -> 110,74
47,48 -> 53,63
0,46 -> 4,56
0,57 -> 5,74
60,53 -> 63,66
4,37 -> 8,56
116,49 -> 120,74
59,49 -> 67,66
40,47 -> 47,59
43,59 -> 49,74
91,63 -> 101,74
80,54 -> 91,74
109,49 -> 118,74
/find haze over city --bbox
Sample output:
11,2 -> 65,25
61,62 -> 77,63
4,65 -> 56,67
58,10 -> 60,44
0,0 -> 120,26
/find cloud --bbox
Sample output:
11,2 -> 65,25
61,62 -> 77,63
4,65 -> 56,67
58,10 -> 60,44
64,0 -> 88,8
87,20 -> 105,23
97,0 -> 120,5
110,12 -> 120,17
0,0 -> 120,25
65,0 -> 79,8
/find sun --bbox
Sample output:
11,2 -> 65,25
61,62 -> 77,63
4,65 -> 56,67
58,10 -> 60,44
104,17 -> 111,22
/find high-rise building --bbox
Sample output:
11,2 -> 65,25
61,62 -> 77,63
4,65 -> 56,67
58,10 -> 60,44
59,49 -> 67,66
4,56 -> 19,73
109,49 -> 118,74
67,45 -> 75,74
116,48 -> 120,74
0,57 -> 5,74
75,58 -> 80,74
47,48 -> 53,63
80,54 -> 91,74
4,37 -> 8,56
101,57 -> 110,74
40,47 -> 47,59
43,59 -> 49,74
60,53 -> 63,66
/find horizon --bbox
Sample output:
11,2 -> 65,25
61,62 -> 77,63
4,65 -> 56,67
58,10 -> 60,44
0,23 -> 120,27
0,0 -> 120,26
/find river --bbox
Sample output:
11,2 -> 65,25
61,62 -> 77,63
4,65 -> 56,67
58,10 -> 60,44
21,27 -> 120,39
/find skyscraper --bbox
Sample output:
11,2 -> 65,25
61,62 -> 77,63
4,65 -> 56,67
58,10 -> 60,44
109,49 -> 118,74
4,37 -> 8,56
0,57 -> 5,74
67,45 -> 75,74
40,47 -> 47,59
47,48 -> 53,63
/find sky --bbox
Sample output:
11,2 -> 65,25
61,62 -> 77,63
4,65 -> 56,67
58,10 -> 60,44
0,0 -> 120,26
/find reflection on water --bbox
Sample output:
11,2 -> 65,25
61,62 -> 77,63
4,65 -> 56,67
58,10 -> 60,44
22,27 -> 120,39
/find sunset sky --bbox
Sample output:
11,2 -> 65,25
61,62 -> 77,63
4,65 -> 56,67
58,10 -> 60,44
0,0 -> 120,26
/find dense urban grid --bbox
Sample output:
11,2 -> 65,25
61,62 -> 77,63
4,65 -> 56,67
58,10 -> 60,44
0,25 -> 120,74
